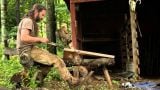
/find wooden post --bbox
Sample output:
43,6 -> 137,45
103,67 -> 113,89
129,0 -> 140,77
73,66 -> 80,79
70,0 -> 78,48
79,71 -> 94,85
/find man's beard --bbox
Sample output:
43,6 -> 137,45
35,14 -> 41,22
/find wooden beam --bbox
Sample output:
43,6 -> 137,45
64,48 -> 115,58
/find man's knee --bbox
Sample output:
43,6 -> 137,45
54,60 -> 66,68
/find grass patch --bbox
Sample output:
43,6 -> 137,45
0,56 -> 23,88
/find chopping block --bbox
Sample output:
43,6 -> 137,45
63,48 -> 115,89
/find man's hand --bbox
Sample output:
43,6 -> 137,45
21,29 -> 49,43
40,38 -> 49,43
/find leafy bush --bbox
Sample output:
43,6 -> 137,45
45,67 -> 61,81
0,56 -> 22,88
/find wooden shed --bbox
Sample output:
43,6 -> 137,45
64,0 -> 160,77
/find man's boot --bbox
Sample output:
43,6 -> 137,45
67,76 -> 80,86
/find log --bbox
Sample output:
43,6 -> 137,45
4,48 -> 18,56
64,57 -> 115,67
82,58 -> 115,66
64,48 -> 115,58
63,49 -> 115,66
63,51 -> 82,65
79,71 -> 94,85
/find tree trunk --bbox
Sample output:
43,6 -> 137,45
1,0 -> 7,60
46,0 -> 57,54
15,0 -> 20,25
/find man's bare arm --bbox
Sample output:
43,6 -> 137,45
21,29 -> 49,43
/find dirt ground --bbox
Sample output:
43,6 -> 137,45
42,73 -> 160,90
43,76 -> 113,90
9,70 -> 160,90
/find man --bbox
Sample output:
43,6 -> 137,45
16,4 -> 79,87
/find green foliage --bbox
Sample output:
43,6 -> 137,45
9,26 -> 17,39
55,0 -> 71,55
56,37 -> 65,58
45,67 -> 61,81
0,45 -> 3,58
24,67 -> 41,89
0,56 -> 22,88
112,80 -> 120,86
55,0 -> 71,29
0,0 -> 70,89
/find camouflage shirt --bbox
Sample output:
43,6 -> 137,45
16,18 -> 38,55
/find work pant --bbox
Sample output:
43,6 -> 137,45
30,46 -> 72,80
